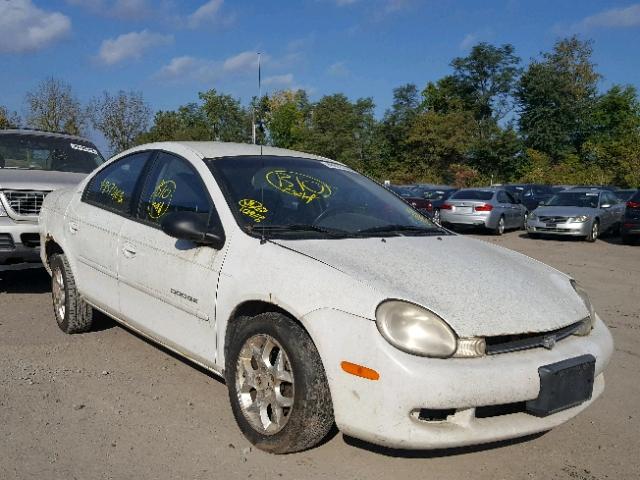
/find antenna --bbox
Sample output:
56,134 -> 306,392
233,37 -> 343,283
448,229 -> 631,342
252,52 -> 262,146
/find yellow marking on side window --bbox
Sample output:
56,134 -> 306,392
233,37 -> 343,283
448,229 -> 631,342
147,179 -> 177,220
265,170 -> 333,204
238,199 -> 268,223
100,180 -> 125,204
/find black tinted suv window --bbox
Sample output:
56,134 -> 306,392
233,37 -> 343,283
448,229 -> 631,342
83,152 -> 150,214
138,152 -> 211,226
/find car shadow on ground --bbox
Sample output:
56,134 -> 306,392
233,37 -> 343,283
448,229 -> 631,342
0,266 -> 51,294
516,232 -> 628,245
342,431 -> 548,458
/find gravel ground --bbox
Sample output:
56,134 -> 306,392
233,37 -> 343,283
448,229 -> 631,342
1,231 -> 638,480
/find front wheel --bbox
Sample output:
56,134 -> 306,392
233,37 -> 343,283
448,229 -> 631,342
432,209 -> 441,225
50,254 -> 95,334
226,312 -> 334,453
586,220 -> 599,242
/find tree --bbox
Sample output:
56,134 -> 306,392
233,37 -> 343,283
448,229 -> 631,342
136,103 -> 210,144
266,89 -> 311,149
380,84 -> 421,169
0,106 -> 20,129
199,89 -> 250,143
517,36 -> 600,159
89,90 -> 151,155
451,43 -> 521,123
25,77 -> 85,135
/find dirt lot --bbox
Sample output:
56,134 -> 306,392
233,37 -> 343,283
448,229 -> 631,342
1,231 -> 638,480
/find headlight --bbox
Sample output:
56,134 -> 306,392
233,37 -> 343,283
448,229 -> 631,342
570,215 -> 589,223
376,300 -> 457,357
571,280 -> 595,335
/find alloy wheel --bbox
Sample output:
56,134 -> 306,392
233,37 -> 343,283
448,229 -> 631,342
52,268 -> 66,321
235,334 -> 295,435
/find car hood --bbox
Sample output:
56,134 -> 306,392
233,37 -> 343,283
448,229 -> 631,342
533,205 -> 598,217
0,169 -> 87,191
276,235 -> 588,337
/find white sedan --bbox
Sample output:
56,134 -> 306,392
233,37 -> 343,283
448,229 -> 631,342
39,142 -> 613,453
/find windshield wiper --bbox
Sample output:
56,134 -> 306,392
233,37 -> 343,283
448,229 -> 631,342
356,224 -> 446,236
247,224 -> 351,238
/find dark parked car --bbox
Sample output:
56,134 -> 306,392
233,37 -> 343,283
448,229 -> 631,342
622,190 -> 640,244
416,186 -> 458,224
388,184 -> 431,212
615,189 -> 638,202
503,184 -> 556,213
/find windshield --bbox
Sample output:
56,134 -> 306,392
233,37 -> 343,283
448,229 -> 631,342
388,185 -> 415,197
451,190 -> 494,201
208,156 -> 446,239
422,189 -> 451,200
0,133 -> 104,173
546,192 -> 600,208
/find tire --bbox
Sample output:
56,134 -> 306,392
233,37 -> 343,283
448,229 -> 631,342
225,312 -> 334,454
491,216 -> 505,236
50,254 -> 95,334
521,211 -> 529,230
586,220 -> 599,242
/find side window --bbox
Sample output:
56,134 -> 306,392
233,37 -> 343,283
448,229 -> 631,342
497,191 -> 509,203
137,152 -> 212,226
83,152 -> 149,214
505,192 -> 517,204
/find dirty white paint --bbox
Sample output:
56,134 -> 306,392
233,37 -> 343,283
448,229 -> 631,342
39,141 -> 614,450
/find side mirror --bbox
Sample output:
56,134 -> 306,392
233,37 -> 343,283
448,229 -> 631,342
161,211 -> 225,249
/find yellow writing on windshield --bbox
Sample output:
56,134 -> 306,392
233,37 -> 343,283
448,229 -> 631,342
239,198 -> 268,223
100,180 -> 125,204
265,169 -> 333,204
147,179 -> 176,220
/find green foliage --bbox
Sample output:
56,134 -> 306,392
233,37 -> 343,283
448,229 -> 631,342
0,106 -> 20,129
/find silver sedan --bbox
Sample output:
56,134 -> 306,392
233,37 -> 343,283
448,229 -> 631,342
526,189 -> 624,242
440,188 -> 527,235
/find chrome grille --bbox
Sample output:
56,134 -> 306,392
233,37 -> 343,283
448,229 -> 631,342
2,190 -> 49,216
538,216 -> 569,223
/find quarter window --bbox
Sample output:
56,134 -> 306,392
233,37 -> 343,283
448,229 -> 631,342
137,152 -> 212,226
83,152 -> 149,214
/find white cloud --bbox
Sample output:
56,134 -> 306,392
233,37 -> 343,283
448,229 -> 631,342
188,0 -> 223,28
335,0 -> 359,5
66,0 -> 150,19
263,74 -> 294,87
98,30 -> 173,66
223,50 -> 264,73
0,0 -> 71,54
575,4 -> 640,30
327,61 -> 349,77
459,33 -> 477,50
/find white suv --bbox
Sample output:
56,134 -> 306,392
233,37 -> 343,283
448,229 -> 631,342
39,142 -> 613,453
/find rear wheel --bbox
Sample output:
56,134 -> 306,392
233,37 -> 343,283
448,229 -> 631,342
432,209 -> 441,225
226,312 -> 334,453
50,254 -> 95,334
586,220 -> 599,242
491,216 -> 505,236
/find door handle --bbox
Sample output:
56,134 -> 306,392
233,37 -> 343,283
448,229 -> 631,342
69,221 -> 79,234
122,244 -> 137,258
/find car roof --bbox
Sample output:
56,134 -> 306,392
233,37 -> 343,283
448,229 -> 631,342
0,128 -> 95,144
125,141 -> 338,164
562,188 -> 604,194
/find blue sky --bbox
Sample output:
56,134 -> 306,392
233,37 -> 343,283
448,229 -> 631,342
2,0 -> 640,145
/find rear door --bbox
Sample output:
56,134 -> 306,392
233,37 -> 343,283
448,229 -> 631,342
496,190 -> 517,227
117,151 -> 226,365
65,151 -> 151,312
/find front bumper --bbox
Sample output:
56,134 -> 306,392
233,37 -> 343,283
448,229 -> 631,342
526,219 -> 591,237
0,217 -> 41,265
303,309 -> 613,450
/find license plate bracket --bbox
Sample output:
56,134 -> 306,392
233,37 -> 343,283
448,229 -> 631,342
526,354 -> 595,417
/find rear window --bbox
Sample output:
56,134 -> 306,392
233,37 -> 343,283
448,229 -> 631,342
631,190 -> 640,202
0,133 -> 104,173
451,190 -> 494,201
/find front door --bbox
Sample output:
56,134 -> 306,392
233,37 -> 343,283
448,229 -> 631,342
117,151 -> 226,366
65,152 -> 150,312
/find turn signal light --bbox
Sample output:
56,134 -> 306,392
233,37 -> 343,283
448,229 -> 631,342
341,361 -> 380,380
474,203 -> 493,212
441,203 -> 453,210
